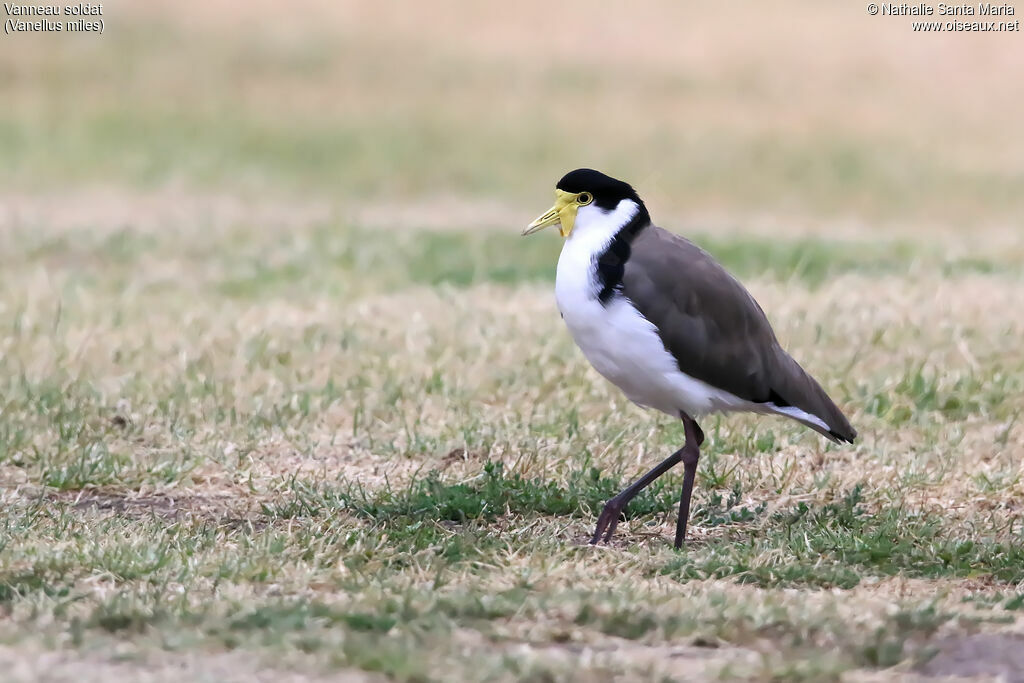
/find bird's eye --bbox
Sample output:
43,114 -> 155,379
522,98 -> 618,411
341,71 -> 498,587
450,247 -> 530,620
577,192 -> 593,206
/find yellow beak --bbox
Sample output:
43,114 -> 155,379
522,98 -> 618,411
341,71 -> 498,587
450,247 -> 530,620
522,190 -> 581,238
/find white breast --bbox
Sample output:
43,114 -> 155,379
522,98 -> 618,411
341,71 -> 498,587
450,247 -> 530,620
554,201 -> 749,418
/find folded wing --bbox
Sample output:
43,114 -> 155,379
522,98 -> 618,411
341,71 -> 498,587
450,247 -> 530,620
621,226 -> 856,443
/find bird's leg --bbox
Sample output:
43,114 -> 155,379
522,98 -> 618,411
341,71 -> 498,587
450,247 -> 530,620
590,414 -> 705,546
590,447 -> 685,545
674,415 -> 703,549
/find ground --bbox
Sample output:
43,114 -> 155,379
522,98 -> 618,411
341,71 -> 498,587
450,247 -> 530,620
1,2 -> 1023,681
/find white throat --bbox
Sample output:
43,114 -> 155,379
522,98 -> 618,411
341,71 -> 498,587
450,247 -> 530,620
564,199 -> 640,258
554,198 -> 640,308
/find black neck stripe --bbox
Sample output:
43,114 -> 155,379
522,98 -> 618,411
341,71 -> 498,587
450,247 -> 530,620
594,205 -> 650,305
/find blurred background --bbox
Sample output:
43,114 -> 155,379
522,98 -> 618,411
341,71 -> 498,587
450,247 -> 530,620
3,0 -> 1022,236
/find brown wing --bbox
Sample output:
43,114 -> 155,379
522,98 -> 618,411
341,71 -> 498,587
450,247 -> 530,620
621,226 -> 856,443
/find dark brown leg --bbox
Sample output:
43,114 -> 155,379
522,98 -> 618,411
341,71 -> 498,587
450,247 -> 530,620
590,447 -> 684,545
590,412 -> 704,546
674,415 -> 703,549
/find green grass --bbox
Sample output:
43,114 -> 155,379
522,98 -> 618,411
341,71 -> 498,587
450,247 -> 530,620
663,486 -> 1024,588
297,460 -> 679,523
1,491 -> 1003,680
7,219 -> 1012,304
4,106 -> 1024,227
262,465 -> 1024,591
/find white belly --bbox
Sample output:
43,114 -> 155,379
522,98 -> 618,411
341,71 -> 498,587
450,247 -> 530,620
555,240 -> 746,418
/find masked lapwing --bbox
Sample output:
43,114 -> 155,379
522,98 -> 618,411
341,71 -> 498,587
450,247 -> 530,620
523,169 -> 856,548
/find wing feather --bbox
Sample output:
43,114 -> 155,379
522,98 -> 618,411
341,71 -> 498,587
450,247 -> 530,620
621,226 -> 856,442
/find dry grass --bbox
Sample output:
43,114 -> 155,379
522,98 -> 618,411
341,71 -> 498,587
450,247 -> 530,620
2,193 -> 1023,679
2,1 -> 1024,681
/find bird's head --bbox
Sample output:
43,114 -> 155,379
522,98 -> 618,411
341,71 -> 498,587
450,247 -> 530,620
523,169 -> 645,239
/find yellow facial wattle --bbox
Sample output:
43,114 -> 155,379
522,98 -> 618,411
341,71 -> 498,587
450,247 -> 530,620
522,189 -> 588,238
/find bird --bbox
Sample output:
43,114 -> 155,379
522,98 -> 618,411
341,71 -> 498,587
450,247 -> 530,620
522,168 -> 856,549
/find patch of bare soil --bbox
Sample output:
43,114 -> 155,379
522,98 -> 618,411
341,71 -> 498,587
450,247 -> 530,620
53,489 -> 257,527
918,633 -> 1024,681
0,645 -> 379,683
536,640 -> 759,677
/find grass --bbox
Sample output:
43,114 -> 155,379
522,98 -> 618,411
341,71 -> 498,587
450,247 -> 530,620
275,460 -> 679,524
1,212 -> 1022,680
3,1 -> 1024,680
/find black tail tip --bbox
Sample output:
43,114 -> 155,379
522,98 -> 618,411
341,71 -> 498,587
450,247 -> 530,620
828,428 -> 857,444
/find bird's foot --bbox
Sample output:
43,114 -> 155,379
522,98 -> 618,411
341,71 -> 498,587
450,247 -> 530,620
590,498 -> 625,545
